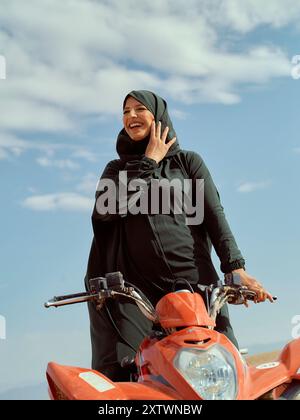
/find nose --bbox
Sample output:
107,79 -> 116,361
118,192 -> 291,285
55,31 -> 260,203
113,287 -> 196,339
128,108 -> 137,117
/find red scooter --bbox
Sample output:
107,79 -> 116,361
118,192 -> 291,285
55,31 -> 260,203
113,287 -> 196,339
44,272 -> 300,400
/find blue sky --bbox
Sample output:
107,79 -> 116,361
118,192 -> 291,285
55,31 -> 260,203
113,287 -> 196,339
0,0 -> 300,398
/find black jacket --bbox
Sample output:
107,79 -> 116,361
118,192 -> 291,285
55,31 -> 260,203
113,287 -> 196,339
85,89 -> 245,305
86,149 -> 245,305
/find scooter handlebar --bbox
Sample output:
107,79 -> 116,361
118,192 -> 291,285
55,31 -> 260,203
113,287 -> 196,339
44,292 -> 98,308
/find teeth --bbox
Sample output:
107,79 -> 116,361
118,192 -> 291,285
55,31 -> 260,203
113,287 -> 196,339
130,123 -> 142,128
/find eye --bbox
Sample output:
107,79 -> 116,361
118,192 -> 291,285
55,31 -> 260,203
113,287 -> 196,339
123,106 -> 146,115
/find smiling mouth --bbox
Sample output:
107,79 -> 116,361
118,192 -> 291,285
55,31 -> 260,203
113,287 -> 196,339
129,123 -> 143,130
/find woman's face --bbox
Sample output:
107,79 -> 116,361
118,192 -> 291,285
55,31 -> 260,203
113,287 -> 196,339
123,96 -> 155,141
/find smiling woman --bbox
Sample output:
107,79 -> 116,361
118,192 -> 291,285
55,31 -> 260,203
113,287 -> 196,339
84,89 -> 272,382
86,90 -> 201,381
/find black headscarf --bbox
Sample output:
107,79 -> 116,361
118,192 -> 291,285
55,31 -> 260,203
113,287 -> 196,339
116,90 -> 181,162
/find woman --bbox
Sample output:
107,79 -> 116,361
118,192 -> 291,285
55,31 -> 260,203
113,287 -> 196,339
85,90 -> 272,381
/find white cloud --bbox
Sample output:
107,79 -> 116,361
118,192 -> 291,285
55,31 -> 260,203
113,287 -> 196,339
36,157 -> 80,170
22,192 -> 93,212
0,132 -> 32,157
170,109 -> 188,120
237,180 -> 271,193
0,0 -> 296,137
293,147 -> 300,154
0,97 -> 75,133
71,149 -> 97,162
0,130 -> 101,165
0,132 -> 60,159
76,173 -> 98,194
210,0 -> 300,33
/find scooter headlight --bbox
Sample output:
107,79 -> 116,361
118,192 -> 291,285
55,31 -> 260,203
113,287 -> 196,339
174,345 -> 238,400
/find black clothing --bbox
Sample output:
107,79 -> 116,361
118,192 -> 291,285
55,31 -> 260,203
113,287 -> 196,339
85,90 -> 244,380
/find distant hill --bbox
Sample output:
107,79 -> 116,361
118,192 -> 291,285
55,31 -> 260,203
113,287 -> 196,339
246,350 -> 280,366
244,340 -> 287,356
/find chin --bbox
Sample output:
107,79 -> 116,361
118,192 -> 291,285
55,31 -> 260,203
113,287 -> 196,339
131,136 -> 146,141
129,131 -> 150,141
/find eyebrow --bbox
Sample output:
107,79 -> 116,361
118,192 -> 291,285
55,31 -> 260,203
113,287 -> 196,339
123,104 -> 146,110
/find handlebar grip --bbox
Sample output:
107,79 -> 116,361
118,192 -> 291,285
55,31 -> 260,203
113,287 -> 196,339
242,290 -> 277,301
44,292 -> 95,308
52,292 -> 90,301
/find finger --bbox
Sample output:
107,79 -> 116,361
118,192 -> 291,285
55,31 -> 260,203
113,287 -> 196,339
156,120 -> 161,139
166,137 -> 176,149
256,290 -> 265,302
150,121 -> 156,142
251,278 -> 263,289
151,120 -> 155,133
256,288 -> 271,303
161,126 -> 169,143
252,289 -> 262,303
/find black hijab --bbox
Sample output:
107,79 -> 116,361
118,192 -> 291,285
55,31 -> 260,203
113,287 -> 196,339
116,90 -> 181,162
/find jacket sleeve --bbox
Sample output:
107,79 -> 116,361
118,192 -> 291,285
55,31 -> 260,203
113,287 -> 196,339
187,151 -> 245,273
93,156 -> 159,222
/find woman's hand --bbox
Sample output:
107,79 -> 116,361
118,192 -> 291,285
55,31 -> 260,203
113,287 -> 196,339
145,121 -> 177,163
232,268 -> 274,304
